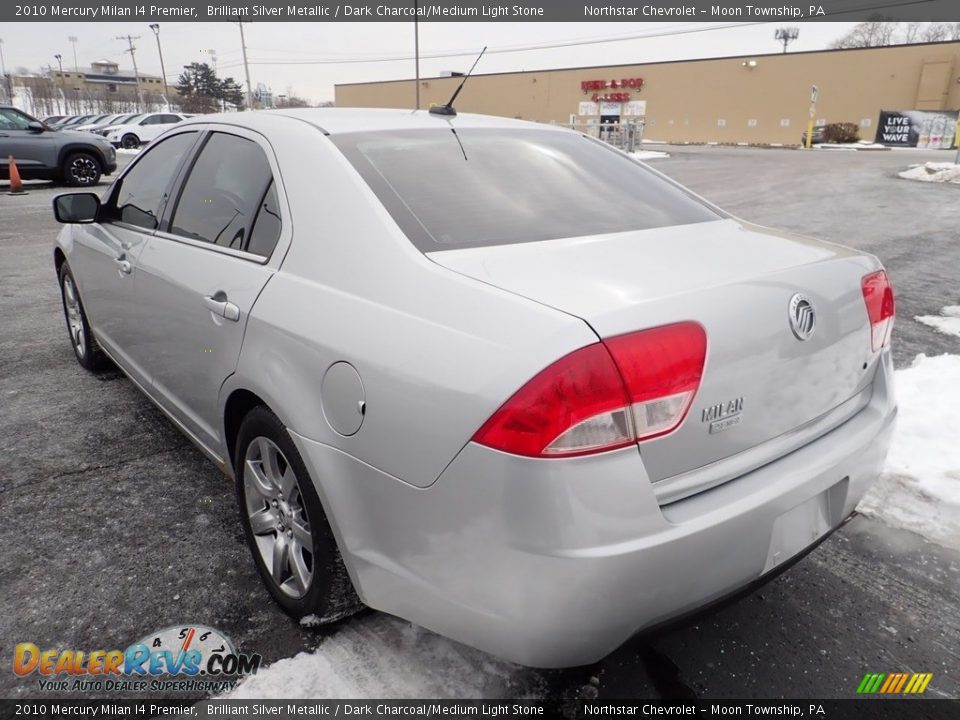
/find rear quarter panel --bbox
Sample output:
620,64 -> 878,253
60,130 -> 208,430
224,123 -> 597,487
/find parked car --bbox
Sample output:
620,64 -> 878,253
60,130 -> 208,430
0,106 -> 117,186
100,112 -> 187,148
55,114 -> 99,129
72,113 -> 122,132
85,113 -> 142,134
802,124 -> 827,145
42,115 -> 68,125
50,109 -> 896,668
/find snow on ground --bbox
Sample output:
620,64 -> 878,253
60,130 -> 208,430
898,162 -> 960,184
227,613 -> 543,699
813,142 -> 889,151
859,354 -> 960,548
229,355 -> 960,699
630,150 -> 671,160
915,306 -> 960,339
116,148 -> 141,155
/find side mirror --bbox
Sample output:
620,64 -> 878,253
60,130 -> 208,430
53,193 -> 100,224
27,121 -> 46,133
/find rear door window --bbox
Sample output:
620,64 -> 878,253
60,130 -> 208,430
168,132 -> 278,256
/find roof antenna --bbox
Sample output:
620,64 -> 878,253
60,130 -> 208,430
429,46 -> 487,117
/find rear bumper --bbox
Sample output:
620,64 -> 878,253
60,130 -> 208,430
291,351 -> 896,668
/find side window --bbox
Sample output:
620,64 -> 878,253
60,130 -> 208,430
169,133 -> 278,255
139,116 -> 159,125
0,109 -> 33,130
159,114 -> 182,124
110,132 -> 197,230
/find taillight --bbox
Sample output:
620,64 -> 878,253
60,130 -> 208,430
861,271 -> 895,352
472,322 -> 707,458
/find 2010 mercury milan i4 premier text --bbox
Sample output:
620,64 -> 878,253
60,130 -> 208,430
51,108 -> 897,668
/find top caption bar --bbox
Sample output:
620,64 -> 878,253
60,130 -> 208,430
5,0 -> 960,23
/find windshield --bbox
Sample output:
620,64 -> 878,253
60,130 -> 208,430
332,128 -> 719,251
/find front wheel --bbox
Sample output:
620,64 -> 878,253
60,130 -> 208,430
121,133 -> 140,150
62,152 -> 102,187
235,406 -> 363,622
58,264 -> 109,372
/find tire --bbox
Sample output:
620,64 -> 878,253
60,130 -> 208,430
121,133 -> 140,150
58,263 -> 109,372
62,152 -> 102,187
235,406 -> 363,623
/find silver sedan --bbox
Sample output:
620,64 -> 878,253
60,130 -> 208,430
51,109 -> 897,668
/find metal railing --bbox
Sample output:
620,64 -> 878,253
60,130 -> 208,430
562,120 -> 646,153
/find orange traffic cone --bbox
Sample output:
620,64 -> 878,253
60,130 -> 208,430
7,156 -> 28,195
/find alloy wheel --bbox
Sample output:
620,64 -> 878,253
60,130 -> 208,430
69,156 -> 98,185
62,274 -> 86,359
243,436 -> 314,598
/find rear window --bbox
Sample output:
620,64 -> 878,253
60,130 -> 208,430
332,128 -> 720,251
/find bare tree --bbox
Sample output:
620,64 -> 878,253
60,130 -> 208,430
920,23 -> 950,43
902,22 -> 922,44
829,18 -> 899,48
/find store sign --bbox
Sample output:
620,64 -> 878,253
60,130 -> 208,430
875,110 -> 958,149
581,77 -> 644,103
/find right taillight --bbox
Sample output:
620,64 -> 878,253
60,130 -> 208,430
472,322 -> 707,458
861,270 -> 895,352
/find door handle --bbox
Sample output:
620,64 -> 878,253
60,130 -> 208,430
113,255 -> 131,274
204,294 -> 240,322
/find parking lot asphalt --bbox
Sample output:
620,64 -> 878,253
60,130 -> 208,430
1,146 -> 957,700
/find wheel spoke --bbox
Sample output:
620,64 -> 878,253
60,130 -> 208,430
291,517 -> 312,548
259,438 -> 283,490
249,507 -> 278,536
244,459 -> 274,499
271,535 -> 289,585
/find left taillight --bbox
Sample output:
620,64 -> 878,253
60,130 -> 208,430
472,322 -> 707,459
861,270 -> 895,352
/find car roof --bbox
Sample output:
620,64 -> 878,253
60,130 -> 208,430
177,107 -> 564,136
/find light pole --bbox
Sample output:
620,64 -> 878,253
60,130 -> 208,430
149,24 -> 170,109
68,35 -> 79,71
54,54 -> 65,114
414,0 -> 420,109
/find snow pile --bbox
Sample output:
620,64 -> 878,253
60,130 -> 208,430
898,162 -> 960,184
630,150 -> 670,160
814,142 -> 888,151
227,613 -> 540,699
915,306 -> 960,339
859,354 -> 960,548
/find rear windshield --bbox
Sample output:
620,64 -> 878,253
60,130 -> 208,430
332,128 -> 720,251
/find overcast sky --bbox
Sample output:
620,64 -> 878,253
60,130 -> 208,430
4,22 -> 858,102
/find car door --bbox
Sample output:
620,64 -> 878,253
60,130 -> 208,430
68,130 -> 201,386
132,127 -> 288,452
0,107 -> 57,173
138,114 -> 182,143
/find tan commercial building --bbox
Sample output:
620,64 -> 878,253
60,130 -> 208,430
335,41 -> 960,146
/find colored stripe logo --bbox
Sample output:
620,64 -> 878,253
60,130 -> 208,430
857,672 -> 933,694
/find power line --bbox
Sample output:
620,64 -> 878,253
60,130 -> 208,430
215,22 -> 769,69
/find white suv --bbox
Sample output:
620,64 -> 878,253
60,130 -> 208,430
101,112 -> 188,149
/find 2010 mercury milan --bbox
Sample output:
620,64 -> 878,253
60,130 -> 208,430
51,108 -> 896,667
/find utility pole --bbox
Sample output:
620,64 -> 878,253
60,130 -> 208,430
0,38 -> 11,105
237,20 -> 253,110
414,0 -> 420,109
116,34 -> 144,110
149,24 -> 170,110
54,53 -> 66,114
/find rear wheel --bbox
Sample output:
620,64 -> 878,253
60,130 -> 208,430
62,152 -> 102,187
121,133 -> 140,150
58,264 -> 109,372
235,406 -> 362,623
